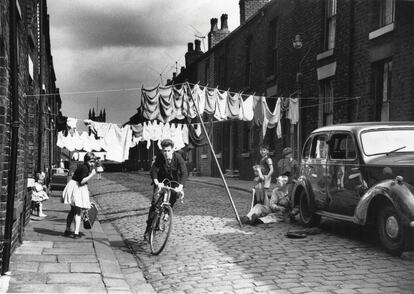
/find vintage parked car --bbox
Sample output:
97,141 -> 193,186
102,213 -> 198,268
291,122 -> 414,255
49,167 -> 69,192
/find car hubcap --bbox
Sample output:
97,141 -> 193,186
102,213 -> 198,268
385,216 -> 399,239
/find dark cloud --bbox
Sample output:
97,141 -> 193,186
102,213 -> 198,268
48,1 -> 239,123
49,0 -> 229,50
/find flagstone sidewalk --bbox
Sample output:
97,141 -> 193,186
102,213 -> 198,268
0,177 -> 156,294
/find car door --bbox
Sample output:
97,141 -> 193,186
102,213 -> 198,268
327,132 -> 361,215
304,133 -> 329,211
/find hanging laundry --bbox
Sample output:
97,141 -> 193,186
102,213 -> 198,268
157,122 -> 171,149
173,124 -> 186,151
182,124 -> 189,145
88,121 -> 112,151
263,97 -> 282,139
130,124 -> 143,139
141,85 -> 160,121
158,86 -> 175,122
287,98 -> 299,124
173,86 -> 185,120
89,133 -> 104,152
146,120 -> 162,149
253,96 -> 266,126
192,84 -> 206,115
88,121 -> 132,162
188,123 -> 212,147
205,88 -> 218,114
80,132 -> 93,152
183,84 -> 197,119
59,129 -> 82,152
67,117 -> 78,129
56,116 -> 68,133
226,92 -> 241,119
240,95 -> 254,121
57,131 -> 66,149
142,121 -> 151,149
214,90 -> 228,121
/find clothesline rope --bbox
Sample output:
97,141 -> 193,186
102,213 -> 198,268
46,94 -> 360,123
24,82 -> 361,101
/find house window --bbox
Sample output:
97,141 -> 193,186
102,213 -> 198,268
380,0 -> 395,27
324,0 -> 337,50
373,59 -> 392,121
242,121 -> 250,153
218,55 -> 225,88
319,78 -> 334,126
244,37 -> 252,87
267,18 -> 278,77
204,61 -> 210,85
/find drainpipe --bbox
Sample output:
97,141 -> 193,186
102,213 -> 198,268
3,0 -> 20,274
37,0 -> 44,173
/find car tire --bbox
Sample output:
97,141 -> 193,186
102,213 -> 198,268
377,205 -> 405,256
299,190 -> 321,227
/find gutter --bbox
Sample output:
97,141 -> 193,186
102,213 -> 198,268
2,0 -> 20,275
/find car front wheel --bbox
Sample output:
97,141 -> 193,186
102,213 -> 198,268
299,190 -> 321,227
377,205 -> 405,256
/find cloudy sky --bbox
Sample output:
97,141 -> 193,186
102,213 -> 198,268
48,0 -> 239,124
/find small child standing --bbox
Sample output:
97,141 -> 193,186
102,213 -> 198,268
95,158 -> 104,180
252,164 -> 266,205
31,172 -> 49,217
258,145 -> 274,198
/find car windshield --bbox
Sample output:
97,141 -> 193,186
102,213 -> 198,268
360,129 -> 414,156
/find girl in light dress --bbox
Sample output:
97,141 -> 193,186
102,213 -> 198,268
62,152 -> 97,238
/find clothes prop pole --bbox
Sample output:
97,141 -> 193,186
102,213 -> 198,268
186,83 -> 242,227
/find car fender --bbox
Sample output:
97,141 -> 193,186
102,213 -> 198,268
354,179 -> 414,226
291,176 -> 317,212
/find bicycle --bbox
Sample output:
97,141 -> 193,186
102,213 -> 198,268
149,179 -> 183,255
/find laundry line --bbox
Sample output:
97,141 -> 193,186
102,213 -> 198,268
23,81 -> 362,103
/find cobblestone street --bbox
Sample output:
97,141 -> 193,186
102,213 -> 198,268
90,172 -> 414,294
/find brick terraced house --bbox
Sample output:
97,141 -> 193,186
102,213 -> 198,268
0,0 -> 60,273
161,0 -> 413,180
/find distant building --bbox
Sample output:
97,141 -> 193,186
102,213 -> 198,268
88,108 -> 106,122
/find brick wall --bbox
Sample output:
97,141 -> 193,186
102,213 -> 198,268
0,0 -> 60,273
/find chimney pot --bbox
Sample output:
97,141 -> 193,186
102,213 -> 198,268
195,39 -> 201,52
220,14 -> 229,31
187,42 -> 194,52
210,18 -> 218,32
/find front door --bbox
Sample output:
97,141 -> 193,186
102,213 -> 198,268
327,132 -> 361,215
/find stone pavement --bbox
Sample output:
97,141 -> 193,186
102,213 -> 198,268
96,172 -> 414,294
0,178 -> 156,294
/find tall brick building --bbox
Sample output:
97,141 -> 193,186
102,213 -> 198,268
168,0 -> 413,180
0,0 -> 60,273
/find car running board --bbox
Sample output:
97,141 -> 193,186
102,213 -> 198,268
315,210 -> 355,223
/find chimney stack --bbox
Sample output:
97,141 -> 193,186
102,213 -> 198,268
210,18 -> 218,32
195,39 -> 202,52
221,14 -> 229,31
239,0 -> 269,25
209,15 -> 231,49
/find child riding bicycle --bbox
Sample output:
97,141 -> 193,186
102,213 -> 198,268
144,139 -> 188,240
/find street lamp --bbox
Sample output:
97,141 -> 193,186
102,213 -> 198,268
292,34 -> 311,161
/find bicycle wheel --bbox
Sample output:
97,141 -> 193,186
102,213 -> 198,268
149,205 -> 173,255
